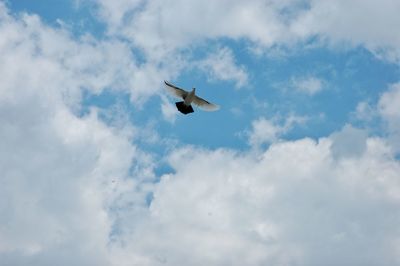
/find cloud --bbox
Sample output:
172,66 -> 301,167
353,101 -> 376,122
1,0 -> 188,104
115,136 -> 400,265
293,0 -> 400,60
94,0 -> 144,31
197,47 -> 249,88
378,83 -> 400,152
0,105 -> 140,266
93,0 -> 400,61
94,0 -> 293,52
291,76 -> 324,95
330,124 -> 368,159
247,115 -> 308,147
0,4 -> 153,265
379,83 -> 400,120
160,95 -> 179,123
2,2 -> 400,266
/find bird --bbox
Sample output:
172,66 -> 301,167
164,81 -> 219,114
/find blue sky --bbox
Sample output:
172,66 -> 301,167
8,0 -> 399,149
1,1 -> 400,265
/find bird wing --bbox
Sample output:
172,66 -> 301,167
192,95 -> 220,111
164,80 -> 188,99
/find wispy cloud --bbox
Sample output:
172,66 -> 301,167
197,47 -> 249,88
291,76 -> 325,95
378,83 -> 400,151
247,114 -> 308,147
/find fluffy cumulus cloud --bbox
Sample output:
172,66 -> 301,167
0,3 -> 153,265
2,1 -> 190,105
2,1 -> 400,266
121,135 -> 400,265
94,0 -> 400,60
0,105 -> 144,265
294,0 -> 400,60
248,118 -> 285,146
329,124 -> 368,159
94,0 -> 303,56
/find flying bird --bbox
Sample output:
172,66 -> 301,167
164,81 -> 219,114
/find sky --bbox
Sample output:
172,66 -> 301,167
1,0 -> 400,265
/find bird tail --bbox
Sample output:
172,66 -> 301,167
175,101 -> 194,114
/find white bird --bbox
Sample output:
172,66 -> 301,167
164,81 -> 220,114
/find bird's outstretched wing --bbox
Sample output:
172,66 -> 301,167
164,81 -> 188,99
192,95 -> 220,111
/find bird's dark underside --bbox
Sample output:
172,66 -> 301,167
176,101 -> 194,114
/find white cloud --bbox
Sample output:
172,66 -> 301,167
0,1 -> 186,103
198,47 -> 248,88
379,83 -> 400,120
0,4 -> 153,265
93,0 -> 307,59
160,95 -> 178,123
330,124 -> 368,159
378,83 -> 400,152
354,101 -> 376,122
248,115 -> 307,147
293,0 -> 400,61
114,136 -> 400,265
0,106 -> 139,265
94,0 -> 143,31
291,76 -> 324,95
2,2 -> 400,266
93,0 -> 400,61
248,118 -> 284,146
